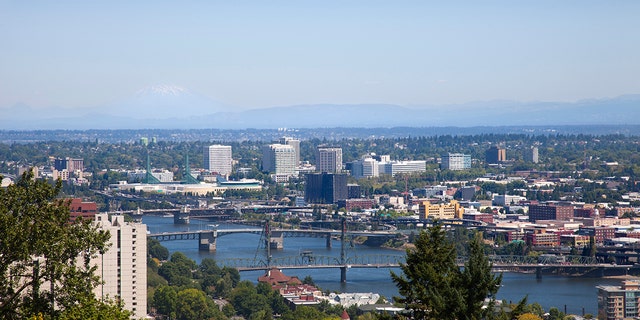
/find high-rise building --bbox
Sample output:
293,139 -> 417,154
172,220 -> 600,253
305,173 -> 348,204
262,144 -> 297,177
54,157 -> 84,173
92,214 -> 147,318
279,137 -> 301,165
316,147 -> 343,173
204,145 -> 233,177
486,146 -> 506,164
524,147 -> 539,163
350,157 -> 380,179
598,280 -> 640,320
441,153 -> 471,170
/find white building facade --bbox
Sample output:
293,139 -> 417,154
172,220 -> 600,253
203,145 -> 233,177
93,214 -> 147,318
316,147 -> 343,173
262,144 -> 297,178
279,137 -> 301,165
380,160 -> 427,176
441,153 -> 471,170
351,157 -> 380,179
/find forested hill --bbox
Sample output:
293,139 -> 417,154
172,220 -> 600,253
2,125 -> 640,143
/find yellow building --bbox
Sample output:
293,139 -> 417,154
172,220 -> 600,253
418,200 -> 464,220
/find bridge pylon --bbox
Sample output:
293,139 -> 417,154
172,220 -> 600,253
198,231 -> 217,252
340,217 -> 347,283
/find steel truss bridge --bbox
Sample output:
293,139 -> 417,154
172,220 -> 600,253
216,253 -> 635,280
149,219 -> 636,281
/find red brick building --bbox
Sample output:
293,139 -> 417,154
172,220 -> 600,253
462,212 -> 494,224
528,204 -> 574,222
68,198 -> 97,222
574,207 -> 597,218
337,198 -> 375,211
525,230 -> 560,247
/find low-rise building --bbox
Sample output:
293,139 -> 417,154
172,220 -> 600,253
418,200 -> 464,220
463,212 -> 494,224
337,198 -> 376,211
525,230 -> 560,247
68,198 -> 97,223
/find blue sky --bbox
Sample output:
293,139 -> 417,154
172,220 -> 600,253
1,1 -> 639,110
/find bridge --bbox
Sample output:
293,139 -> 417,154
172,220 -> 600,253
148,219 -> 638,282
148,225 -> 399,252
216,253 -> 637,280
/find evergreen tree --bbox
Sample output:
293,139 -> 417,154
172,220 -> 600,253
459,233 -> 502,319
391,222 -> 502,320
390,222 -> 464,319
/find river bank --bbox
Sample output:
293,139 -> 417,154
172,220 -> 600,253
143,216 -> 618,315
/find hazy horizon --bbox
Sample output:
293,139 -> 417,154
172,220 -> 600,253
1,1 -> 639,113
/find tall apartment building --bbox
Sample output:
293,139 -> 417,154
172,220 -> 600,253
92,213 -> 147,318
441,153 -> 471,170
316,147 -> 342,173
279,137 -> 301,165
524,147 -> 539,163
54,157 -> 84,173
485,146 -> 506,164
262,144 -> 297,178
528,204 -> 574,222
305,173 -> 348,204
203,145 -> 233,177
598,280 -> 640,320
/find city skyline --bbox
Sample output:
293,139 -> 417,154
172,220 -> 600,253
1,1 -> 639,115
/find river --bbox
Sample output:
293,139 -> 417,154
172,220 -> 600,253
143,216 -> 621,316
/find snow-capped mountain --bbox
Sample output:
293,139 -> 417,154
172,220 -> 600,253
104,85 -> 227,120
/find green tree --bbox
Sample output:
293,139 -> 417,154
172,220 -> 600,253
175,288 -> 223,320
390,222 -> 464,319
230,281 -> 271,319
460,233 -> 502,319
391,222 -> 503,320
58,294 -> 130,320
0,171 -> 126,319
148,238 -> 170,261
152,285 -> 178,318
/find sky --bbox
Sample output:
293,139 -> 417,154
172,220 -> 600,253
1,0 -> 639,111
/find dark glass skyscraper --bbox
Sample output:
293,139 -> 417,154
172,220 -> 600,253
304,173 -> 348,204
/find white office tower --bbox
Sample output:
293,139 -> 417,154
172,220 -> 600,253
204,145 -> 233,177
262,144 -> 297,177
316,147 -> 343,173
351,157 -> 380,178
279,137 -> 301,165
93,214 -> 147,319
441,153 -> 471,170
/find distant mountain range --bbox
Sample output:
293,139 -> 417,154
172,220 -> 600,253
1,87 -> 639,130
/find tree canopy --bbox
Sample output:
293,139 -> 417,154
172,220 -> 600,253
0,171 -> 129,319
391,222 -> 502,320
